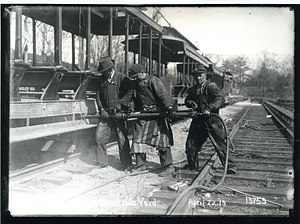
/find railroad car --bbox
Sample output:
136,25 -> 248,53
124,25 -> 247,106
125,26 -> 211,105
9,6 -> 167,154
8,6 -> 247,156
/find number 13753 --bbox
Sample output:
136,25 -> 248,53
245,196 -> 266,204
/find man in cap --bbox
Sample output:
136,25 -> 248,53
184,67 -> 237,174
128,64 -> 177,177
94,56 -> 133,171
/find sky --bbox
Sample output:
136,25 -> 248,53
157,7 -> 294,59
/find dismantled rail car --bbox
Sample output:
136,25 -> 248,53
126,26 -> 247,106
9,5 -> 247,156
9,6 -> 167,154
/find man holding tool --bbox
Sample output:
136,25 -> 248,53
94,56 -> 133,171
127,64 -> 177,177
184,67 -> 237,174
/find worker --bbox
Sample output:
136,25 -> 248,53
94,56 -> 133,171
184,67 -> 237,174
128,64 -> 177,177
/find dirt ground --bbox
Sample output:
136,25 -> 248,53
8,101 -> 251,216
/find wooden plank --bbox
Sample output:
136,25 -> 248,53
10,99 -> 97,119
237,167 -> 293,174
64,166 -> 93,174
213,173 -> 293,183
199,157 -> 292,166
39,175 -> 72,185
237,141 -> 291,147
9,152 -> 80,184
220,185 -> 289,197
234,136 -> 287,140
41,140 -> 54,151
201,148 -> 293,155
204,143 -> 293,150
10,121 -> 97,143
213,166 -> 292,174
230,148 -> 293,154
174,170 -> 199,179
237,131 -> 283,136
237,145 -> 293,150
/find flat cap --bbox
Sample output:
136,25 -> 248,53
191,67 -> 207,75
129,64 -> 145,77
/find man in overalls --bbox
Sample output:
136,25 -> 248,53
184,68 -> 237,174
128,64 -> 177,177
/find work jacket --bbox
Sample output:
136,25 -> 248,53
134,75 -> 173,112
96,71 -> 132,112
185,81 -> 225,114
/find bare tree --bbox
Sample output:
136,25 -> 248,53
36,21 -> 54,64
221,55 -> 250,84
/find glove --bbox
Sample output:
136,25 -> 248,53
191,111 -> 199,118
100,109 -> 109,119
167,106 -> 178,119
127,102 -> 135,113
186,100 -> 198,110
128,107 -> 134,113
203,109 -> 211,117
110,103 -> 121,115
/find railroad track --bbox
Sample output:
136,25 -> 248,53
136,102 -> 294,215
8,102 -> 294,216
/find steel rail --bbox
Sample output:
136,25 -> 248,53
263,101 -> 294,140
9,140 -> 121,184
165,106 -> 251,215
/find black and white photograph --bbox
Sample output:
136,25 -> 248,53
2,3 -> 297,219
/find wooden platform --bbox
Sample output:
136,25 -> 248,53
10,120 -> 97,143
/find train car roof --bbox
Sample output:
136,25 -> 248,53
125,33 -> 210,66
19,6 -> 164,38
162,26 -> 199,51
212,65 -> 224,76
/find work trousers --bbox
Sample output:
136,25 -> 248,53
135,147 -> 173,168
185,115 -> 236,169
95,118 -> 132,168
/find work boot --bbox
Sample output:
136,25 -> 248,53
158,165 -> 175,177
181,164 -> 196,171
122,164 -> 134,172
227,166 -> 237,174
130,164 -> 147,173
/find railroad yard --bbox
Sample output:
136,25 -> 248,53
5,6 -> 295,219
8,100 -> 294,216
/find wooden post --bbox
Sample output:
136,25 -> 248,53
183,56 -> 186,85
85,7 -> 91,70
109,7 -> 113,58
125,14 -> 129,74
158,35 -> 162,77
54,7 -> 62,65
139,23 -> 142,64
23,17 -> 29,63
72,33 -> 75,70
32,19 -> 36,65
149,29 -> 153,76
15,6 -> 22,60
